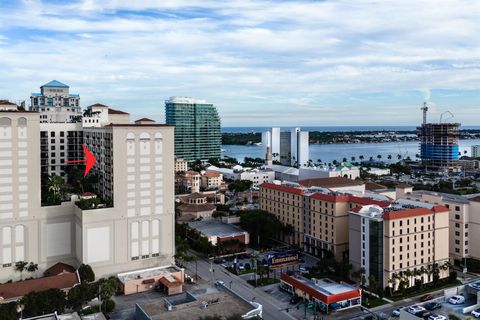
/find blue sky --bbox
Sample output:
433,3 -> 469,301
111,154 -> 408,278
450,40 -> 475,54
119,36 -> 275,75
0,0 -> 479,126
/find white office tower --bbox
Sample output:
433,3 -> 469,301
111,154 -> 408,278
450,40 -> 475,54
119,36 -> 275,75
280,128 -> 309,167
262,127 -> 280,162
0,106 -> 175,282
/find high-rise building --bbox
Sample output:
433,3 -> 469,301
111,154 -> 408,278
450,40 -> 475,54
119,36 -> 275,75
0,102 -> 176,282
349,200 -> 450,290
165,97 -> 221,161
417,104 -> 460,169
29,81 -> 84,179
279,128 -> 309,167
472,145 -> 480,158
262,128 -> 281,162
30,80 -> 81,123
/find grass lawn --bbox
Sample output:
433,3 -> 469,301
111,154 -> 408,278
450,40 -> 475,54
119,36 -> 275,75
390,280 -> 461,301
247,278 -> 279,287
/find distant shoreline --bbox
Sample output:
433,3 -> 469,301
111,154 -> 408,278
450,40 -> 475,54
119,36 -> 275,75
222,129 -> 480,145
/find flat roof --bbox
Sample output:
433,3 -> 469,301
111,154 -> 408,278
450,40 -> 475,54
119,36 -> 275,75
138,291 -> 253,320
187,220 -> 247,238
281,274 -> 360,305
117,265 -> 181,284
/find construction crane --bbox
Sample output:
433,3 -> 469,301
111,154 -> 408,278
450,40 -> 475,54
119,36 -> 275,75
440,111 -> 454,123
421,102 -> 428,124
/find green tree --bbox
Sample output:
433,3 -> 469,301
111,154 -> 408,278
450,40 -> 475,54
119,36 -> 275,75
228,180 -> 253,192
47,175 -> 65,203
21,288 -> 66,317
26,262 -> 38,275
67,282 -> 91,311
78,264 -> 95,283
14,261 -> 28,280
239,210 -> 283,248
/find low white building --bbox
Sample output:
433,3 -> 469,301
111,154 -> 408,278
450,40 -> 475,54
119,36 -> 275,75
206,165 -> 275,188
365,167 -> 391,176
264,163 -> 360,182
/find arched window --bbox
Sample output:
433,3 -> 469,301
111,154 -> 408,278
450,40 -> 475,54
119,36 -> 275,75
0,117 -> 12,139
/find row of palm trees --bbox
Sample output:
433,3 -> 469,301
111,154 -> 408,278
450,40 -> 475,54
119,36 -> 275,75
304,154 -> 414,167
387,261 -> 451,294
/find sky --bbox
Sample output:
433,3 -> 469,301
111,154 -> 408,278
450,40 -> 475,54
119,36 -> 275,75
0,0 -> 479,126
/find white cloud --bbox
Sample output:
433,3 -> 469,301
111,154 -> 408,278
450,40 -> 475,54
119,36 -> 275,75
0,0 -> 479,125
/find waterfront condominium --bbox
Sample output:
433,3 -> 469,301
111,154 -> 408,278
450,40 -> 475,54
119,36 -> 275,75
165,97 -> 221,162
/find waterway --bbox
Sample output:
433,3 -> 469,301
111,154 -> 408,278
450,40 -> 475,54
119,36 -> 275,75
222,140 -> 480,164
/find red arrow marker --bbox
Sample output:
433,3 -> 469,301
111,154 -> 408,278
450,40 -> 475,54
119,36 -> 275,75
65,144 -> 97,177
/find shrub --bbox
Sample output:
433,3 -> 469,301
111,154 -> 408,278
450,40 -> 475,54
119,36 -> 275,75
102,298 -> 116,313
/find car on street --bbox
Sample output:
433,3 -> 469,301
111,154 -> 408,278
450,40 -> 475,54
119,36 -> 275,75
472,307 -> 480,318
424,302 -> 441,311
215,280 -> 225,287
469,282 -> 480,290
407,305 -> 426,315
238,263 -> 245,270
416,310 -> 431,319
420,294 -> 434,302
448,295 -> 465,305
391,309 -> 401,317
428,315 -> 447,320
299,267 -> 309,274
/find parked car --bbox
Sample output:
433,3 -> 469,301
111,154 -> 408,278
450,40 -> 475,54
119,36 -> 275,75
416,310 -> 431,319
391,308 -> 401,317
238,263 -> 245,270
407,305 -> 426,315
215,280 -> 225,286
424,302 -> 441,311
420,294 -> 434,302
299,267 -> 309,274
428,315 -> 446,320
472,307 -> 480,318
244,263 -> 251,270
469,282 -> 480,290
448,295 -> 465,305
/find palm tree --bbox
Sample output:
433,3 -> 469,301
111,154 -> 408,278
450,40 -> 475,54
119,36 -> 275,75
387,154 -> 392,160
388,274 -> 397,295
377,154 -> 382,160
359,155 -> 364,160
342,157 -> 347,163
47,175 -> 64,203
27,262 -> 38,277
351,156 -> 356,162
397,154 -> 402,160
15,261 -> 28,280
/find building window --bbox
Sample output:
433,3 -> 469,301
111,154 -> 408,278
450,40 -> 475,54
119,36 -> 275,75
455,206 -> 460,211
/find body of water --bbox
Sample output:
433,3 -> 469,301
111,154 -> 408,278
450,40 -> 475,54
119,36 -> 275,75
222,139 -> 480,164
222,126 -> 480,133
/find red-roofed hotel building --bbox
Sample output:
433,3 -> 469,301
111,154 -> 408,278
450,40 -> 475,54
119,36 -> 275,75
349,201 -> 450,290
259,180 -> 390,261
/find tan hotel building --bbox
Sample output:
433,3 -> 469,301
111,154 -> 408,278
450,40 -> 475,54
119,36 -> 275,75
259,179 -> 390,261
349,200 -> 450,290
396,185 -> 480,264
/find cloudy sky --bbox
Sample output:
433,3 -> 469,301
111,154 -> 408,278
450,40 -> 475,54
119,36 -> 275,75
0,0 -> 479,126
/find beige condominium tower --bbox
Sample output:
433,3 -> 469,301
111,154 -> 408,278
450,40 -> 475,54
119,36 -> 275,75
0,102 -> 175,282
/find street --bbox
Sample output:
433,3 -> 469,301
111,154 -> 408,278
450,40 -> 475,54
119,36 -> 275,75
183,256 -> 296,320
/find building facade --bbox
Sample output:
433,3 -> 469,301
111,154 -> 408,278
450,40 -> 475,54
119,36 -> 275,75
165,97 -> 221,161
279,128 -> 309,167
417,122 -> 460,169
262,128 -> 281,162
0,105 -> 176,282
259,180 -> 389,261
396,185 -> 480,263
349,201 -> 450,290
472,145 -> 480,158
30,80 -> 81,123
